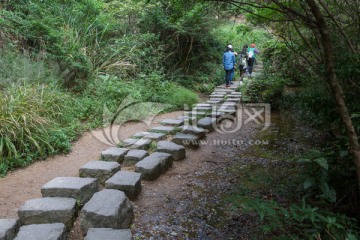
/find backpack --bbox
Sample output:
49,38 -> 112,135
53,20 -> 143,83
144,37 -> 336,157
248,49 -> 254,58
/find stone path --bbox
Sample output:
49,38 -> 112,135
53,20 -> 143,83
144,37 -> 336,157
0,67 -> 261,239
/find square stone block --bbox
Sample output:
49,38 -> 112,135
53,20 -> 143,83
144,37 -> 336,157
197,117 -> 216,131
172,133 -> 199,148
85,228 -> 131,240
156,141 -> 186,161
105,171 -> 142,200
160,119 -> 184,126
122,139 -> 152,150
18,198 -> 77,230
149,126 -> 175,134
79,161 -> 120,184
179,125 -> 208,139
123,150 -> 149,165
135,153 -> 173,180
14,223 -> 66,240
80,189 -> 133,233
101,147 -> 129,163
41,177 -> 99,205
0,219 -> 18,240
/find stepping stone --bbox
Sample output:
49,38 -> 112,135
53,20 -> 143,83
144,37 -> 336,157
135,152 -> 173,180
149,126 -> 175,134
177,115 -> 197,123
193,106 -> 212,111
142,132 -> 166,141
172,133 -> 199,148
85,228 -> 132,240
0,219 -> 18,240
229,92 -> 241,96
206,100 -> 221,105
218,109 -> 237,117
179,125 -> 208,139
160,119 -> 184,126
189,111 -> 207,117
122,138 -> 152,150
79,161 -> 120,184
41,177 -> 99,205
105,171 -> 142,200
226,98 -> 241,103
197,117 -> 216,131
208,111 -> 224,119
18,197 -> 77,230
194,103 -> 211,108
80,189 -> 133,232
123,150 -> 149,165
209,94 -> 224,98
156,141 -> 186,161
14,223 -> 65,240
101,147 -> 129,163
209,98 -> 224,102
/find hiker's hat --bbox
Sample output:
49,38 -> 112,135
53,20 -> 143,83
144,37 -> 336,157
227,44 -> 233,49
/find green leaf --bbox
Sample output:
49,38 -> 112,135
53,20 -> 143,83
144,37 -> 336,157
314,157 -> 328,170
303,177 -> 315,190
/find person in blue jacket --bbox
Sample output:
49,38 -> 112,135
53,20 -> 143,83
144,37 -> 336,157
223,45 -> 236,87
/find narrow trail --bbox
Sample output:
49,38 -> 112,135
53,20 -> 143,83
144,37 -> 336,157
0,111 -> 182,219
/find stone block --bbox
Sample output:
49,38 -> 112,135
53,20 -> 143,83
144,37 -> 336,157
172,133 -> 199,148
79,161 -> 120,184
135,152 -> 173,180
157,141 -> 186,161
101,147 -> 129,163
160,119 -> 184,126
122,139 -> 152,150
0,219 -> 18,240
14,223 -> 66,240
85,228 -> 132,240
18,198 -> 77,230
105,171 -> 142,200
80,189 -> 133,232
123,150 -> 149,165
206,100 -> 221,105
149,126 -> 175,134
179,125 -> 207,139
41,177 -> 98,205
197,117 -> 216,131
142,132 -> 166,141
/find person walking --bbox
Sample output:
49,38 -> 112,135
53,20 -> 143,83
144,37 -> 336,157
229,45 -> 237,84
238,44 -> 248,81
223,45 -> 236,88
247,43 -> 259,78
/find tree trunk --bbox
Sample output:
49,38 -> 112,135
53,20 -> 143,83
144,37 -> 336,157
305,0 -> 360,195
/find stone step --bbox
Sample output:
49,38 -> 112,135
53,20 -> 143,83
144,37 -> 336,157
132,132 -> 166,141
226,98 -> 241,103
80,189 -> 133,233
209,94 -> 225,98
197,117 -> 216,131
79,161 -> 120,185
41,177 -> 99,206
156,141 -> 186,161
206,100 -> 222,105
101,147 -> 129,163
18,197 -> 77,230
149,126 -> 175,134
135,152 -> 173,180
177,115 -> 197,123
179,125 -> 208,139
160,119 -> 184,126
209,98 -> 224,102
123,149 -> 149,165
105,171 -> 142,201
85,228 -> 132,240
193,106 -> 212,111
121,138 -> 152,150
172,133 -> 199,148
0,219 -> 18,240
14,223 -> 66,240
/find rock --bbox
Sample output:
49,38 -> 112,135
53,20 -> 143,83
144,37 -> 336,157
122,139 -> 152,150
226,97 -> 241,103
123,150 -> 149,165
209,98 -> 224,102
105,171 -> 142,200
142,132 -> 166,141
101,147 -> 129,163
135,152 -> 173,180
160,119 -> 184,126
0,219 -> 18,240
84,228 -> 132,240
80,189 -> 133,232
179,125 -> 207,139
18,198 -> 77,230
79,161 -> 120,184
41,177 -> 99,206
149,126 -> 175,134
172,133 -> 199,148
197,117 -> 216,131
206,100 -> 222,105
14,223 -> 66,240
156,141 -> 186,161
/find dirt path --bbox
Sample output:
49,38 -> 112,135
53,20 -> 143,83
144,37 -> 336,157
0,111 -> 182,219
